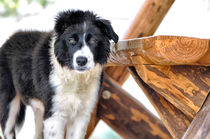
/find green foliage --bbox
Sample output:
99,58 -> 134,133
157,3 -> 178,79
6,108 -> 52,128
0,0 -> 55,17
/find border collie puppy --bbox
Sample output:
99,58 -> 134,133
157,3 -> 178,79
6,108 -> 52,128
0,10 -> 118,139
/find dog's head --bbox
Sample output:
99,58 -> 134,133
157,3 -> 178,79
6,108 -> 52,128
53,10 -> 118,73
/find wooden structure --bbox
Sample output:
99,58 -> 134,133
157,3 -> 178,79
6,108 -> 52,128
86,0 -> 210,139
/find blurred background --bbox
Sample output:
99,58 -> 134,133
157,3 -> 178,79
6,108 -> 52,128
0,0 -> 210,138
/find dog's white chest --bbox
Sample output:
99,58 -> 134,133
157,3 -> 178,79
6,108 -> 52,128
53,80 -> 96,119
49,65 -> 102,120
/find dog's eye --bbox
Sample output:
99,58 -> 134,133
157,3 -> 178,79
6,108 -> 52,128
89,39 -> 97,45
69,38 -> 77,45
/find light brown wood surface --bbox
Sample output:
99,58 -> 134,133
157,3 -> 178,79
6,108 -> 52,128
107,36 -> 210,66
134,65 -> 210,118
129,67 -> 192,139
105,0 -> 175,84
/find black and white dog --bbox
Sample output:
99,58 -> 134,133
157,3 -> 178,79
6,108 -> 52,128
0,10 -> 118,139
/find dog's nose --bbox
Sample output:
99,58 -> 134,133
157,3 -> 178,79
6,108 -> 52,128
76,56 -> 88,66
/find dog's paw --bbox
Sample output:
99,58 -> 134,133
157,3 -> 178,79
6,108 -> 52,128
43,117 -> 65,139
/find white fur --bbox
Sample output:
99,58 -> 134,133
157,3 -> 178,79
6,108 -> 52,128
0,126 -> 4,139
47,35 -> 103,139
73,45 -> 95,71
43,116 -> 66,139
65,115 -> 90,139
4,95 -> 20,139
30,99 -> 45,139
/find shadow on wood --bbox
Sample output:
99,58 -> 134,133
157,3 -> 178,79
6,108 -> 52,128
182,94 -> 210,139
97,74 -> 172,139
129,67 -> 191,139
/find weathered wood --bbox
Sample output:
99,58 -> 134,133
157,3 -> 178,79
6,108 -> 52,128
105,0 -> 175,84
182,94 -> 210,139
129,67 -> 191,139
98,74 -> 172,139
107,36 -> 210,66
135,65 -> 210,118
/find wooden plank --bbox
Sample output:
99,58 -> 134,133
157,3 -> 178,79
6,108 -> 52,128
105,0 -> 175,85
129,67 -> 191,139
182,94 -> 210,139
98,74 -> 172,139
107,36 -> 210,66
134,65 -> 210,118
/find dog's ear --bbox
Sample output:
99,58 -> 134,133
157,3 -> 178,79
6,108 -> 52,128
54,11 -> 70,35
95,19 -> 119,43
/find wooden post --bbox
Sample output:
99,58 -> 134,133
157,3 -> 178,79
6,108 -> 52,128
105,0 -> 175,84
182,94 -> 210,139
129,67 -> 191,139
97,74 -> 172,139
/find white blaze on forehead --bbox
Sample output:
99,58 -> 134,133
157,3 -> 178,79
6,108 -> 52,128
83,22 -> 87,32
72,28 -> 95,70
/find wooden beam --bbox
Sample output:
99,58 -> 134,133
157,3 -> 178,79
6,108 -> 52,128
107,36 -> 210,66
129,67 -> 191,139
98,74 -> 172,139
182,94 -> 210,139
134,65 -> 210,118
105,0 -> 175,85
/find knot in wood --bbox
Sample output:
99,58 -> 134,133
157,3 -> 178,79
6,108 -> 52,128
102,90 -> 111,99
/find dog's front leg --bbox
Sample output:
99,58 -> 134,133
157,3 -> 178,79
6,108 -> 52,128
30,99 -> 45,139
43,116 -> 66,139
65,115 -> 90,139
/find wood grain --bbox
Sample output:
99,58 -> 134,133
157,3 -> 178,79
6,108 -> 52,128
182,94 -> 210,139
135,65 -> 210,118
129,67 -> 191,139
105,0 -> 175,84
98,74 -> 172,139
107,36 -> 210,66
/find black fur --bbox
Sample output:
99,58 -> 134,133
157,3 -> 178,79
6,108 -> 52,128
54,10 -> 118,69
0,10 -> 118,139
54,10 -> 118,43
